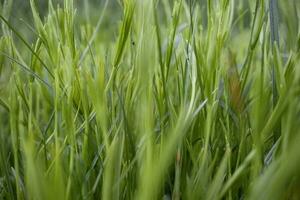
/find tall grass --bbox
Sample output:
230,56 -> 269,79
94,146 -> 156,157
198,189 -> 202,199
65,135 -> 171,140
0,0 -> 300,199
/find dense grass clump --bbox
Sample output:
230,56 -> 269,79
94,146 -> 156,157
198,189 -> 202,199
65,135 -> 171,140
0,0 -> 300,199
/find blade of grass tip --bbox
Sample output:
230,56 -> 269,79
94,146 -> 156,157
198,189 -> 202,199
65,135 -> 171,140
106,0 -> 135,91
241,0 -> 264,90
269,0 -> 280,46
0,51 -> 52,89
78,0 -> 109,66
165,0 -> 182,80
113,0 -> 135,67
269,0 -> 282,140
153,1 -> 168,111
269,0 -> 280,106
0,14 -> 54,79
153,2 -> 164,69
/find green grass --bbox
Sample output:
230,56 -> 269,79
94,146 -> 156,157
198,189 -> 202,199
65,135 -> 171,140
0,0 -> 300,199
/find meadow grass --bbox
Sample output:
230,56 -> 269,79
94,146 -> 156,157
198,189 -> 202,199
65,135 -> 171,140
0,0 -> 300,199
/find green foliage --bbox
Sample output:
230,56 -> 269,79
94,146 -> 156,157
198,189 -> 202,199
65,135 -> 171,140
0,0 -> 300,199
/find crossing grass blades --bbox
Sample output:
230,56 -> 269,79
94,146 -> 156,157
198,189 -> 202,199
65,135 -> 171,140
0,0 -> 300,199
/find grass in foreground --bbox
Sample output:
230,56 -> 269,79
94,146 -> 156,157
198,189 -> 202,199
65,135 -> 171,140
0,0 -> 300,199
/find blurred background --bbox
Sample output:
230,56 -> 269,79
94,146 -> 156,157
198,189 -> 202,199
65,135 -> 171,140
1,0 -> 299,49
0,0 -> 122,43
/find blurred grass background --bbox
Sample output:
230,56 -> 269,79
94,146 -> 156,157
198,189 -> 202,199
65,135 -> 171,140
3,0 -> 300,50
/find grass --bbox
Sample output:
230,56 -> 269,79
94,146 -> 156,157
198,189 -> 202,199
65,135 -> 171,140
0,0 -> 300,199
